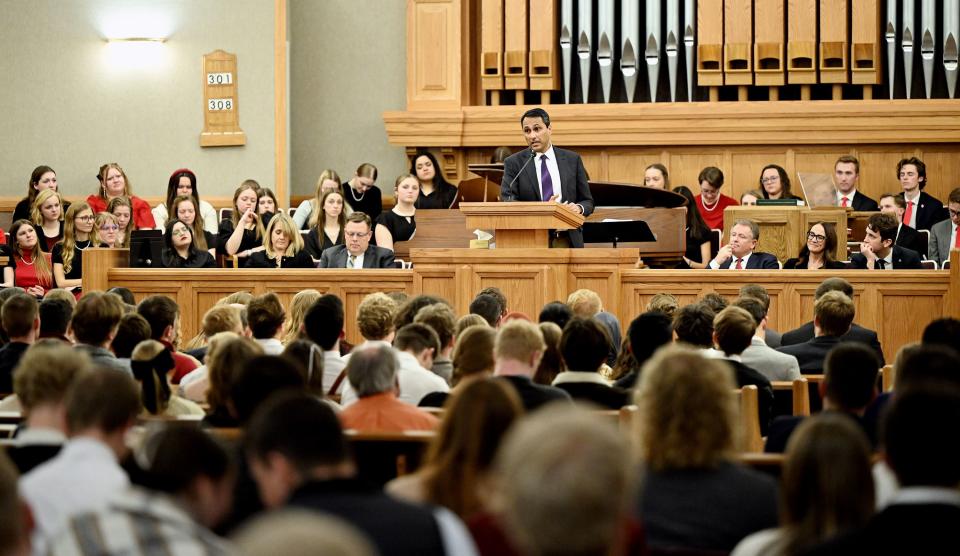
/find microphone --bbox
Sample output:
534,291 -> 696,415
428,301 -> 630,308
502,149 -> 537,201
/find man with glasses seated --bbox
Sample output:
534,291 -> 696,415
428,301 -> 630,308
850,213 -> 923,270
318,212 -> 395,269
708,219 -> 779,270
928,187 -> 960,267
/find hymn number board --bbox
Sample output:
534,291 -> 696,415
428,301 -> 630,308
200,50 -> 246,147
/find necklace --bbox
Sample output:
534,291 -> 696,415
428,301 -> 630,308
349,182 -> 365,202
76,239 -> 92,250
701,197 -> 720,212
18,254 -> 35,266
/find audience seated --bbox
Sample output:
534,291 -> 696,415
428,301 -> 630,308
695,166 -> 738,231
69,292 -> 131,375
342,163 -> 383,219
552,317 -> 629,408
759,164 -> 804,202
137,295 -> 199,382
479,286 -> 509,321
454,313 -> 488,336
778,291 -> 856,375
645,292 -> 679,318
469,293 -> 503,327
8,343 -> 93,473
713,306 -> 775,434
700,291 -> 729,314
339,344 -> 439,432
88,163 -> 156,229
199,333 -> 263,426
635,345 -> 778,551
413,302 -> 457,382
375,174 -> 419,252
0,294 -> 39,392
740,189 -> 762,205
244,213 -> 313,268
673,185 -> 712,269
14,165 -> 63,224
739,283 -> 781,347
732,414 -> 875,556
393,294 -> 448,332
20,368 -> 141,550
566,288 -> 620,365
896,157 -> 948,232
766,343 -> 879,453
345,292 -> 398,359
47,425 -> 233,555
921,317 -> 960,350
167,195 -> 218,256
256,187 -> 279,226
245,392 -> 473,555
92,212 -> 121,248
152,168 -> 218,234
31,189 -> 65,252
613,311 -> 673,389
850,213 -> 923,269
420,325 -> 496,408
229,355 -> 306,426
293,168 -> 346,229
280,289 -> 321,346
341,323 -> 449,407
178,304 -> 243,383
928,187 -> 960,266
245,292 -> 286,355
232,510 -> 375,556
106,196 -> 134,249
733,296 -> 801,381
644,162 -> 669,189
318,212 -> 395,268
302,294 -> 348,398
37,297 -> 72,343
219,182 -> 265,259
784,222 -> 846,269
709,219 -> 779,269
303,190 -> 346,259
131,340 -> 205,418
808,387 -> 960,554
493,320 -> 571,411
4,220 -> 55,296
412,150 -> 458,209
780,277 -> 885,364
878,192 -> 928,256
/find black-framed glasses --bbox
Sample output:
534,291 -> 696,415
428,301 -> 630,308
807,231 -> 826,243
949,209 -> 960,218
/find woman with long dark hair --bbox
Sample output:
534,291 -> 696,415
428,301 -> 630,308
412,150 -> 458,209
784,222 -> 846,269
759,164 -> 804,203
673,185 -> 712,269
161,219 -> 216,268
152,168 -> 218,234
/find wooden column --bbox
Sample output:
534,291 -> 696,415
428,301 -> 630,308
529,0 -> 560,99
788,0 -> 818,87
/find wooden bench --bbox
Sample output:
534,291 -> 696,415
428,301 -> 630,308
770,377 -> 811,416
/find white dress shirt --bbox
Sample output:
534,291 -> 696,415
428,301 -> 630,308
323,350 -> 348,395
836,190 -> 858,207
254,338 -> 284,355
346,251 -> 365,269
710,252 -> 753,269
340,349 -> 449,407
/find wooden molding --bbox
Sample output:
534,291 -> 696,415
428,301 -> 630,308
274,0 -> 288,204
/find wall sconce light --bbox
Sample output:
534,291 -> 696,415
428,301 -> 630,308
103,36 -> 168,70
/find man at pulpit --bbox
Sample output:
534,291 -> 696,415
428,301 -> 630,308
708,220 -> 779,270
500,108 -> 595,248
318,212 -> 395,269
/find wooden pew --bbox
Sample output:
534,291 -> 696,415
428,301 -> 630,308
345,430 -> 434,486
737,385 -> 764,453
881,364 -> 896,392
771,377 -> 811,417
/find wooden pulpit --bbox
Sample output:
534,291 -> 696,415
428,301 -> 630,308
459,202 -> 585,248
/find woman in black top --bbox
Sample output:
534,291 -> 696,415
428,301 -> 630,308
169,195 -> 216,256
343,162 -> 383,219
161,219 -> 216,268
304,190 -> 346,259
14,165 -> 69,223
30,189 -> 65,252
218,182 -> 264,261
52,202 -> 95,292
412,150 -> 458,209
672,186 -> 712,269
784,222 -> 846,270
759,164 -> 805,203
375,174 -> 419,251
245,213 -> 314,268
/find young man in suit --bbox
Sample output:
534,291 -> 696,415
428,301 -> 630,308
897,157 -> 948,231
928,187 -> 960,266
878,193 -> 927,255
494,319 -> 571,411
850,213 -> 923,270
777,291 -> 856,374
318,212 -> 395,269
708,219 -> 779,269
834,156 -> 879,210
500,107 -> 595,247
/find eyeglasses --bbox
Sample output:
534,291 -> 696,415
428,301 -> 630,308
761,176 -> 779,185
807,232 -> 827,243
100,225 -> 119,232
345,231 -> 369,239
76,215 -> 95,221
949,209 -> 960,218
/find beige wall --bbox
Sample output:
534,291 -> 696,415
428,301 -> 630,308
289,0 -> 409,197
0,0 -> 276,201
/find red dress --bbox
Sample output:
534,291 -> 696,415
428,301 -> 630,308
86,194 -> 157,229
11,253 -> 54,294
695,193 -> 739,231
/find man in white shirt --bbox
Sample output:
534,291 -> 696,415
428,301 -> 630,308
20,369 -> 141,550
302,294 -> 349,397
340,323 -> 448,407
834,156 -> 879,210
247,292 -> 285,355
733,297 -> 801,381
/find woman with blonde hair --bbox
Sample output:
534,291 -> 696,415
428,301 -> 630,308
293,169 -> 348,229
88,163 -> 155,228
52,203 -> 95,292
732,414 -> 875,556
93,212 -> 121,248
636,344 -> 778,552
219,181 -> 265,260
282,289 -> 322,345
106,196 -> 134,248
3,220 -> 54,297
304,189 -> 346,259
131,340 -> 204,417
30,189 -> 64,251
388,378 -> 524,519
245,213 -> 313,268
375,174 -> 419,252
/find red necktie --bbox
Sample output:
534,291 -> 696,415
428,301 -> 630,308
904,201 -> 915,227
735,258 -> 743,269
954,228 -> 960,249
841,196 -> 849,207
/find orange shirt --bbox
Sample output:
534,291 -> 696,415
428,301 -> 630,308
340,392 -> 439,432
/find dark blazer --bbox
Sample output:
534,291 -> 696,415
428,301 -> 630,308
716,251 -> 779,269
776,336 -> 842,374
806,503 -> 960,555
849,191 -> 880,211
764,411 -> 872,454
243,250 -> 314,269
497,375 -> 571,411
895,223 -> 928,256
319,244 -> 395,269
500,147 -> 595,247
553,379 -> 630,409
782,258 -> 847,270
781,321 -> 885,365
910,190 -> 949,231
0,342 -> 30,393
849,245 -> 923,269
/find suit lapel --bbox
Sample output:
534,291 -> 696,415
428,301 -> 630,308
523,154 -> 540,200
363,247 -> 375,268
554,148 -> 571,201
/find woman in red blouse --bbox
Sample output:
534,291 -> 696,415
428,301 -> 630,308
87,163 -> 156,229
3,220 -> 54,297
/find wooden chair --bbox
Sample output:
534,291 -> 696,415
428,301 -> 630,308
920,260 -> 938,270
735,386 -> 764,453
881,364 -> 896,392
770,377 -> 811,416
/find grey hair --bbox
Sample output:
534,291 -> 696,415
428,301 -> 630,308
733,218 -> 760,241
346,345 -> 397,397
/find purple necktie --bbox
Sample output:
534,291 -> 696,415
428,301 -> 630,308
540,154 -> 554,201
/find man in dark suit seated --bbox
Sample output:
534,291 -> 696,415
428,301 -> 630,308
765,343 -> 879,453
879,193 -> 927,256
319,212 -> 395,269
780,277 -> 885,365
552,317 -> 630,409
896,156 -> 948,232
777,290 -> 856,375
807,387 -> 960,555
834,156 -> 879,210
494,319 -> 571,411
500,107 -> 595,247
849,213 -> 922,270
708,219 -> 779,269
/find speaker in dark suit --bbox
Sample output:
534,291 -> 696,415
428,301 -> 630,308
500,108 -> 595,248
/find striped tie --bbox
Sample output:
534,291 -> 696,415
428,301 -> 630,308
347,254 -> 356,268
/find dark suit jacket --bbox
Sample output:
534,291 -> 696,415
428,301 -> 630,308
780,321 -> 885,365
500,147 -> 595,247
806,503 -> 960,555
764,411 -> 872,454
849,192 -> 880,211
716,251 -> 779,269
911,190 -> 949,231
554,380 -> 630,409
318,244 -> 395,269
776,335 -> 843,374
0,342 -> 29,393
497,375 -> 571,411
895,223 -> 927,256
849,245 -> 922,269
